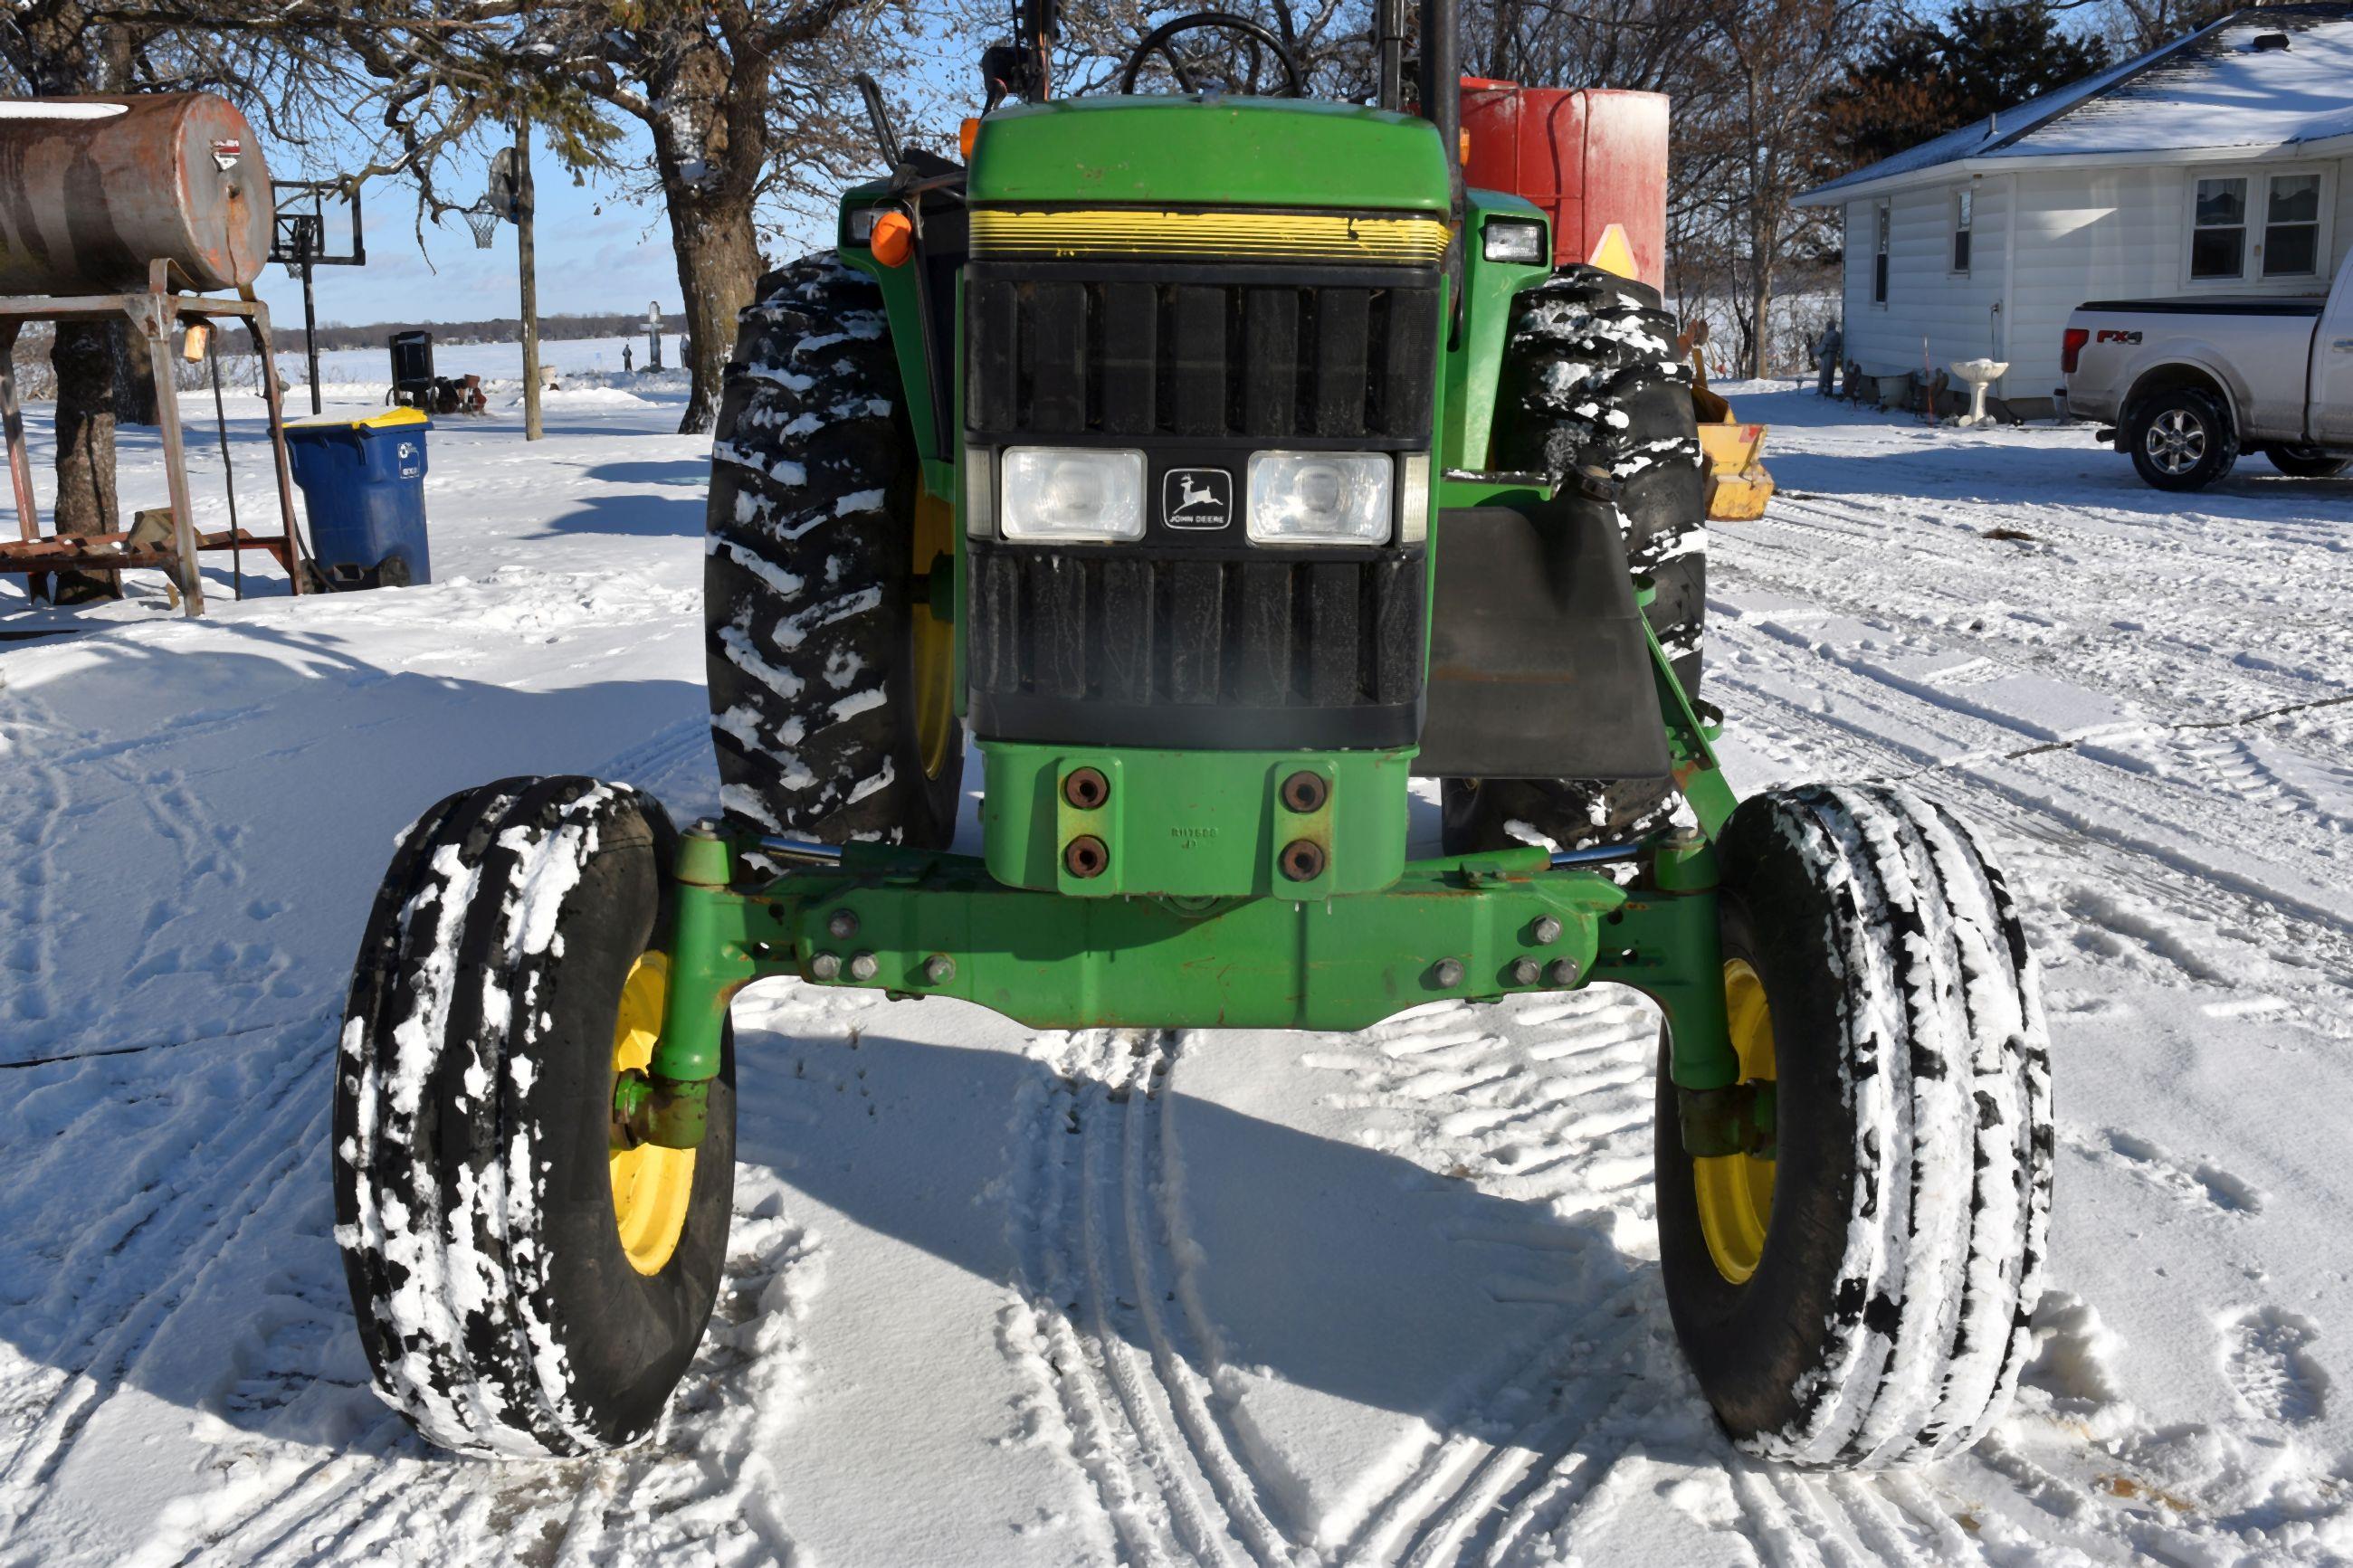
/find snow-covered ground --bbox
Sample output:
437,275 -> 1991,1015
2,383 -> 2349,1565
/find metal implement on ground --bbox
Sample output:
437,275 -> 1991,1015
0,94 -> 310,614
334,0 -> 2051,1479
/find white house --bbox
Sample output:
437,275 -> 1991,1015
1795,3 -> 2353,412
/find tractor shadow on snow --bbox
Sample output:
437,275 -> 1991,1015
724,1016 -> 1669,1452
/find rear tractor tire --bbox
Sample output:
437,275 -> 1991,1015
1655,784 -> 2053,1468
1443,263 -> 1707,855
335,776 -> 737,1457
705,252 -> 964,849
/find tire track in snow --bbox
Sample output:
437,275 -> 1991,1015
0,689 -> 86,1061
1005,1026 -> 1694,1567
0,1021 -> 332,1551
1730,490 -> 2353,739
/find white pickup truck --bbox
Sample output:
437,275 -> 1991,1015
2062,248 -> 2353,490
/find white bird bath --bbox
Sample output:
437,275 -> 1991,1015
1949,357 -> 2008,428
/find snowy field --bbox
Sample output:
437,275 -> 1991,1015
2,383 -> 2349,1565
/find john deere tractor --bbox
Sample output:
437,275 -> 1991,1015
335,0 -> 2052,1476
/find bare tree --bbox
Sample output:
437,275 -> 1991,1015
468,0 -> 925,434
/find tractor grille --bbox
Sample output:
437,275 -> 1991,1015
964,267 -> 1440,443
966,542 -> 1424,750
962,254 -> 1440,751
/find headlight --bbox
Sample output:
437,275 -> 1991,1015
1482,219 -> 1547,264
845,206 -> 879,244
1246,451 -> 1394,545
1000,447 -> 1146,542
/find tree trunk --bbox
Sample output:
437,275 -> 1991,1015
640,36 -> 767,436
660,196 -> 761,435
1748,258 -> 1773,379
110,321 -> 158,425
49,321 -> 120,602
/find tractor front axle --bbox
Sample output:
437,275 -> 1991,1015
624,822 -> 1741,1151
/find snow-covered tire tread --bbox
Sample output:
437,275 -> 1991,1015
704,252 -> 957,846
1719,784 -> 2052,1469
335,775 -> 731,1458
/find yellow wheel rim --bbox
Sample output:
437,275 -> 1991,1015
911,486 -> 957,782
608,953 -> 697,1276
1693,957 -> 1778,1285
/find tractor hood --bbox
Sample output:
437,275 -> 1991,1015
967,96 -> 1452,212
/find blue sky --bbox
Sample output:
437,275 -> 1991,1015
251,119 -> 846,330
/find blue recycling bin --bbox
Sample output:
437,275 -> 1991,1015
283,407 -> 433,589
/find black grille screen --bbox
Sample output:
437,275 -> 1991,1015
967,543 -> 1424,750
967,272 -> 1438,443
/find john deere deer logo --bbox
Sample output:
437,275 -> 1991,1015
1162,467 -> 1232,530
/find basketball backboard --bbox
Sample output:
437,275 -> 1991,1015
270,181 -> 366,269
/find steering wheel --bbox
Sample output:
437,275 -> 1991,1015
1119,11 -> 1306,97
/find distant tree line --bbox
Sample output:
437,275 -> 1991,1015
288,312 -> 673,355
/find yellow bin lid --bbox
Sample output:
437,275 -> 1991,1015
288,406 -> 431,432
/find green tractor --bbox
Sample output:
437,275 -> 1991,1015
334,0 -> 2052,1474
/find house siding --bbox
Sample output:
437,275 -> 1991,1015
1843,180 -> 2011,388
1839,156 -> 2353,402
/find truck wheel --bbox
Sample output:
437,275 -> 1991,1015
1443,264 -> 1705,855
335,776 -> 737,1457
1654,784 -> 2051,1468
706,252 -> 964,847
2127,387 -> 2238,491
2265,444 -> 2349,479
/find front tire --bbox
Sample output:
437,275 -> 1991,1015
335,777 -> 737,1457
1443,265 -> 1705,855
1655,784 -> 2052,1468
705,253 -> 964,848
2127,387 -> 2237,491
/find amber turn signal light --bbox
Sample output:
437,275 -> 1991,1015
870,209 -> 915,267
960,118 -> 981,160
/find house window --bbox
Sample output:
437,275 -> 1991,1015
2192,176 -> 2247,279
1873,201 -> 1891,304
1952,188 -> 1973,274
2264,173 -> 2321,277
2189,169 -> 2329,282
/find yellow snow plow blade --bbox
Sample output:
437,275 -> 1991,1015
1698,420 -> 1774,521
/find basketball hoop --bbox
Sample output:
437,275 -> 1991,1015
464,200 -> 501,249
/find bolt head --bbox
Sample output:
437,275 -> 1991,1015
1547,955 -> 1581,987
1064,834 -> 1109,879
923,954 -> 956,984
1531,915 -> 1563,946
827,908 -> 861,940
1279,770 -> 1330,813
1279,838 -> 1328,881
848,951 -> 880,983
1432,957 -> 1466,988
1508,956 -> 1541,987
808,951 -> 842,982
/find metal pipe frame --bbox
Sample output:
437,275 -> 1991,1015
0,277 -> 307,617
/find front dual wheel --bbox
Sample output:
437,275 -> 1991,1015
1656,784 -> 2053,1468
334,776 -> 737,1456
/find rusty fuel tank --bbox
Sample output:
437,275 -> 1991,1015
0,93 -> 274,295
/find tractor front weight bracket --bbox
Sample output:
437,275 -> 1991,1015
632,823 -> 1747,1155
1586,831 -> 1739,1098
626,824 -> 757,1151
